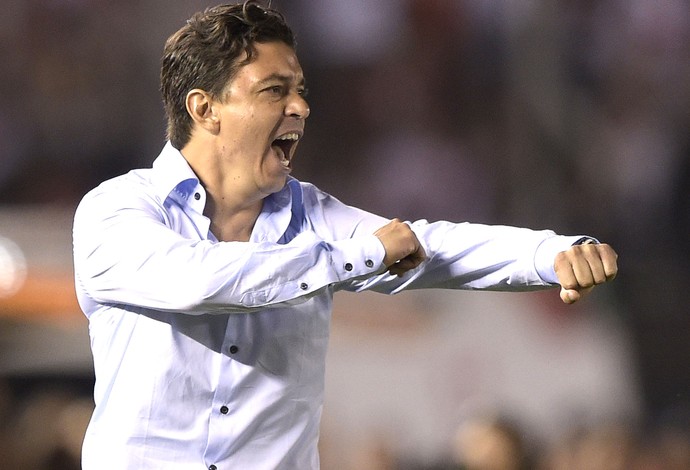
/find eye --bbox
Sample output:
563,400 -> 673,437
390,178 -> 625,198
298,87 -> 309,98
264,85 -> 286,96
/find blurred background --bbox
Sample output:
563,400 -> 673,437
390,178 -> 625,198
0,0 -> 689,468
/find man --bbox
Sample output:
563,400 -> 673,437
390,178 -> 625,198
72,1 -> 618,469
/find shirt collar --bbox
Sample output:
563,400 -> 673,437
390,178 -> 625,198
253,180 -> 294,243
151,141 -> 200,204
150,142 -> 297,243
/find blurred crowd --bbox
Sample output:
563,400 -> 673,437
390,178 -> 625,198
1,0 -> 689,468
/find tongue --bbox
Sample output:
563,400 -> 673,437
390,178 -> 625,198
271,144 -> 287,162
273,140 -> 292,161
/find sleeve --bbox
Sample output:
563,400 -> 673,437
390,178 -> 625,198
297,184 -> 592,295
338,218 -> 592,295
72,184 -> 386,315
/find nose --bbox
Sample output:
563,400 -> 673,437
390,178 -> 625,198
286,93 -> 310,120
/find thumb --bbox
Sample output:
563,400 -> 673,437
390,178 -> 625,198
559,286 -> 594,304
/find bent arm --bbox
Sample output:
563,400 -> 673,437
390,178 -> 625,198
73,189 -> 385,315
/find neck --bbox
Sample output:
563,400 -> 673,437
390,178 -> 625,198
180,139 -> 264,242
205,196 -> 262,242
200,173 -> 265,243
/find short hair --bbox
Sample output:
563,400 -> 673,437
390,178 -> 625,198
160,1 -> 295,149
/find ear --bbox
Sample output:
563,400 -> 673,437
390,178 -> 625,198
185,89 -> 220,135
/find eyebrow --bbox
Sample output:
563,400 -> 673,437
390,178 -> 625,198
256,73 -> 306,87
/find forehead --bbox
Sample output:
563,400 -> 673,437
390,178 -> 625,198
233,41 -> 304,86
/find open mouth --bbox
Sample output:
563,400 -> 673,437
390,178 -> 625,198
271,132 -> 300,167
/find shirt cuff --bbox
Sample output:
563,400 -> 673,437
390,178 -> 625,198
534,235 -> 598,284
328,234 -> 386,281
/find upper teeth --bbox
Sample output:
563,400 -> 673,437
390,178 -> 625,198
276,133 -> 299,141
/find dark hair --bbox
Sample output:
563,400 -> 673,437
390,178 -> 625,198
160,1 -> 295,149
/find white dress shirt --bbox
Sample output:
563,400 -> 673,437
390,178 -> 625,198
73,142 -> 586,469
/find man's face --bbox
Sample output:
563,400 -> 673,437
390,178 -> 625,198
215,41 -> 309,197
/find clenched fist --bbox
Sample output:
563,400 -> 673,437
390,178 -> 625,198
555,242 -> 618,304
374,219 -> 427,277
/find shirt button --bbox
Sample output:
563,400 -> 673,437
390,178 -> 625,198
365,259 -> 374,268
300,282 -> 308,290
228,345 -> 239,354
209,466 -> 217,470
220,405 -> 229,414
194,192 -> 201,200
344,262 -> 353,271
